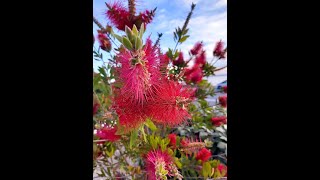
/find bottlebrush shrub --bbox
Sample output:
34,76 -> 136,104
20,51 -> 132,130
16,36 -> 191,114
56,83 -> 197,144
93,0 -> 227,179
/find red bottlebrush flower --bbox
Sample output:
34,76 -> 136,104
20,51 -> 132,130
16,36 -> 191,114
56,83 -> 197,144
195,50 -> 206,67
105,2 -> 155,31
184,66 -> 203,84
105,2 -> 131,31
116,38 -> 161,105
196,148 -> 212,162
168,134 -> 177,147
219,95 -> 227,108
96,127 -> 121,142
93,103 -> 100,115
145,150 -> 174,180
180,138 -> 206,156
190,42 -> 203,55
173,52 -> 185,66
97,33 -> 112,52
223,86 -> 227,93
146,80 -> 195,126
211,116 -> 227,126
113,93 -> 146,130
160,53 -> 169,69
213,40 -> 226,59
217,164 -> 227,177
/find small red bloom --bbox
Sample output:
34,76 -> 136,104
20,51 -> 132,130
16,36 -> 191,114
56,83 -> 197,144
211,116 -> 227,126
93,103 -> 100,115
213,40 -> 226,59
96,127 -> 121,142
217,164 -> 227,177
97,33 -> 112,52
146,80 -> 195,126
219,95 -> 227,108
190,42 -> 203,55
196,148 -> 212,162
223,86 -> 227,93
184,66 -> 203,84
195,50 -> 206,67
168,134 -> 177,147
173,52 -> 184,66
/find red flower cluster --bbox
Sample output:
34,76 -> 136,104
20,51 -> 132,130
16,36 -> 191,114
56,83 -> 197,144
106,1 -> 155,31
213,40 -> 226,59
112,39 -> 194,130
211,116 -> 227,126
96,127 -> 121,143
97,33 -> 112,52
183,42 -> 207,84
196,148 -> 212,162
168,133 -> 177,147
219,95 -> 227,108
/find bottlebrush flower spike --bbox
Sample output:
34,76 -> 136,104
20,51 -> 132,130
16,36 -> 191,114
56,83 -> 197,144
213,40 -> 226,59
184,66 -> 203,84
146,80 -> 195,126
219,95 -> 227,108
105,1 -> 156,31
145,150 -> 174,180
190,42 -> 203,55
180,138 -> 206,156
195,50 -> 206,67
211,116 -> 227,126
196,148 -> 212,162
97,33 -> 112,52
96,127 -> 121,142
113,93 -> 146,130
116,38 -> 161,105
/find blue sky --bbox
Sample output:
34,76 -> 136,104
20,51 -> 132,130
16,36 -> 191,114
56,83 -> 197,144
93,0 -> 227,72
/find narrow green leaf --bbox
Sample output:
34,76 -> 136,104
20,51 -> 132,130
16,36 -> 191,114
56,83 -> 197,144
114,34 -> 123,43
135,36 -> 142,50
132,25 -> 139,36
179,35 -> 190,43
182,28 -> 189,35
202,162 -> 211,178
139,23 -> 145,39
129,130 -> 138,149
122,37 -> 133,50
145,118 -> 157,131
125,26 -> 133,41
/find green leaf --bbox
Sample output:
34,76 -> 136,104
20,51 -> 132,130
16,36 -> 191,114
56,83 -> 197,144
182,28 -> 189,35
129,130 -> 138,149
132,25 -> 139,36
135,36 -> 142,50
202,162 -> 212,178
140,126 -> 147,142
125,26 -> 133,41
179,35 -> 189,43
145,118 -> 157,131
174,157 -> 182,169
114,34 -> 123,43
122,37 -> 133,50
139,23 -> 145,39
